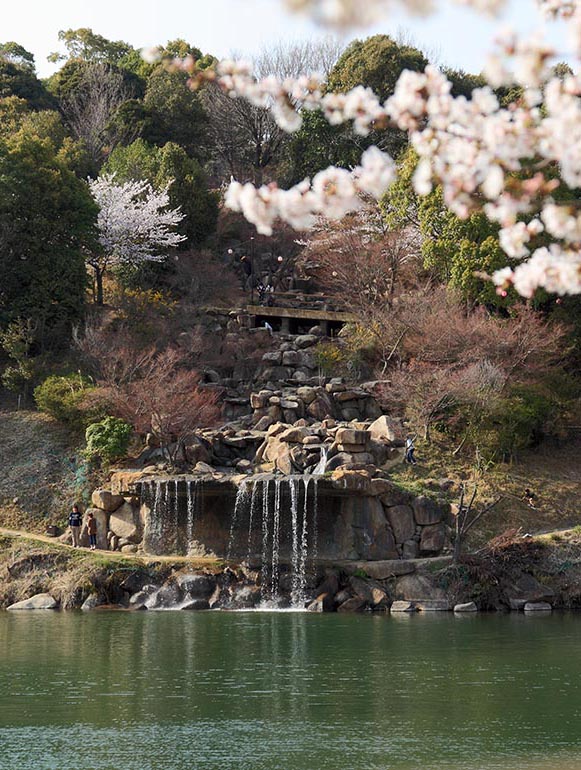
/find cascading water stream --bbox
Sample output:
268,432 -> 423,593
260,479 -> 271,601
296,477 -> 310,605
246,482 -> 259,564
313,445 -> 328,475
151,481 -> 164,548
172,480 -> 179,552
227,481 -> 249,561
186,480 -> 196,551
311,479 -> 319,570
289,478 -> 301,606
270,479 -> 282,600
224,474 -> 323,609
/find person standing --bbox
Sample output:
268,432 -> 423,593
69,504 -> 83,548
240,255 -> 253,291
405,435 -> 418,465
86,512 -> 98,551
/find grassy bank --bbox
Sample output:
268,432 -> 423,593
0,532 -> 223,609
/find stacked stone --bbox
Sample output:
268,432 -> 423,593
260,333 -> 320,383
86,489 -> 142,554
251,383 -> 383,428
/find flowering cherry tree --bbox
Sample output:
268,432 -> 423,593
89,174 -> 185,304
147,0 -> 581,298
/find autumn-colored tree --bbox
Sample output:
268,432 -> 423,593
91,346 -> 220,465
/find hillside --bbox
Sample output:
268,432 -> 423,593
0,411 -> 87,532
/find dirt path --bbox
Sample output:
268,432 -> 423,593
0,527 -> 221,567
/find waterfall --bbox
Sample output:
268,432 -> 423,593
173,480 -> 179,552
186,480 -> 195,548
289,478 -> 301,605
297,478 -> 310,604
151,481 -> 164,549
260,479 -> 272,601
313,445 -> 328,475
271,479 -> 282,600
246,481 -> 260,564
186,479 -> 202,553
311,479 -> 319,569
227,481 -> 249,561
224,474 -> 323,608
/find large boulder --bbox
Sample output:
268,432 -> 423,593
80,508 -> 109,550
278,427 -> 309,443
147,582 -> 182,609
420,523 -> 447,554
335,496 -> 398,560
412,496 -> 445,526
307,391 -> 335,421
282,350 -> 299,366
263,437 -> 294,475
395,573 -> 447,602
335,428 -> 369,447
109,502 -> 141,543
390,600 -> 416,613
386,505 -> 416,544
331,469 -> 372,494
503,573 -> 555,610
176,573 -> 217,599
349,576 -> 389,608
337,597 -> 366,613
297,386 -> 317,404
352,560 -> 415,580
367,415 -> 397,443
295,334 -> 318,349
91,489 -> 125,513
7,593 -> 58,610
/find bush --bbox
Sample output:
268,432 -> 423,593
470,386 -> 556,462
85,416 -> 132,464
34,373 -> 96,428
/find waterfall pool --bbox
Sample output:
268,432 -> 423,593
1,610 -> 580,770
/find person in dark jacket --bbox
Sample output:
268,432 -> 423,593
240,255 -> 253,290
69,504 -> 83,548
87,512 -> 98,551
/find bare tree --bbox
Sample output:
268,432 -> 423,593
203,84 -> 286,184
203,39 -> 344,185
61,62 -> 128,165
86,345 -> 220,466
453,483 -> 503,562
255,37 -> 344,79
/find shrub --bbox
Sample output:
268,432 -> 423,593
85,416 -> 132,464
34,373 -> 96,428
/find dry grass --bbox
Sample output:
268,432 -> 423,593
0,410 -> 87,532
0,530 -> 225,609
390,434 -> 581,545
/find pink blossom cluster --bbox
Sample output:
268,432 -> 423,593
90,175 -> 186,267
225,147 -> 395,235
283,0 -> 506,28
160,0 -> 581,297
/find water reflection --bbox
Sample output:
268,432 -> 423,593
1,612 -> 581,770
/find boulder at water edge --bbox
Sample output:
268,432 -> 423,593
7,593 -> 58,610
454,602 -> 478,613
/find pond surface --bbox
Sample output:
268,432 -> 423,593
0,610 -> 580,770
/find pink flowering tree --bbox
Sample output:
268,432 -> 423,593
89,174 -> 186,304
146,0 -> 581,299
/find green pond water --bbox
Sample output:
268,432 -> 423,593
0,610 -> 580,770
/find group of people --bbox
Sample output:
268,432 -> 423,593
68,505 -> 98,550
240,256 -> 277,306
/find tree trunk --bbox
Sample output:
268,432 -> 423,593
94,267 -> 104,306
453,534 -> 463,563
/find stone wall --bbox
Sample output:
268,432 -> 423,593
105,471 -> 451,562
